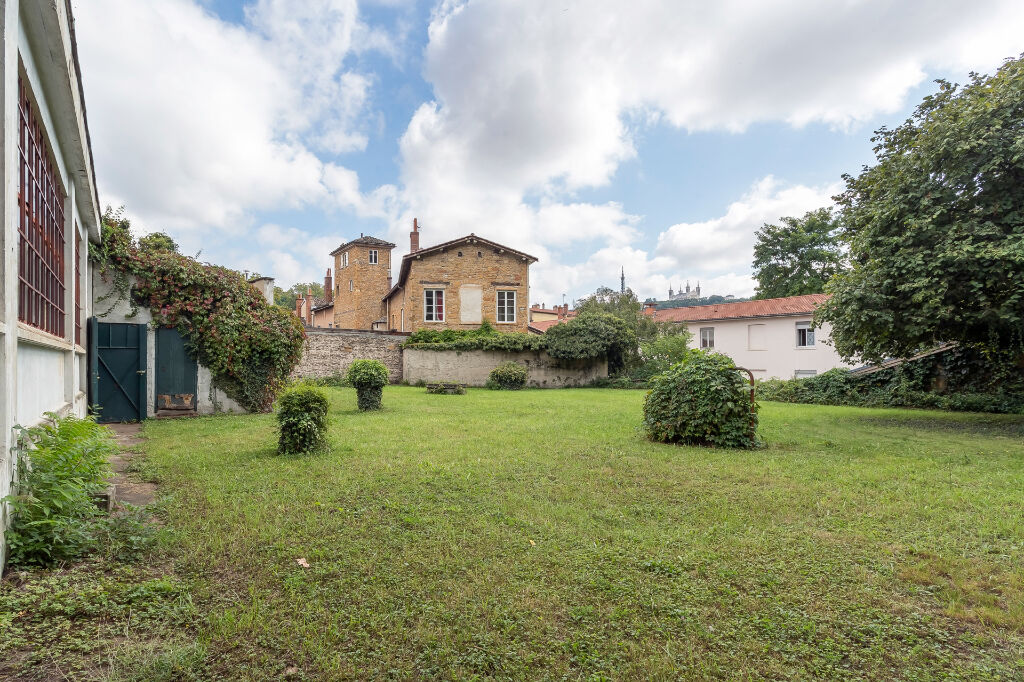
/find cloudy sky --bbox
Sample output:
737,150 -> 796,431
73,0 -> 1024,305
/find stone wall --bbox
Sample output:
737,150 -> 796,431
403,348 -> 607,388
293,328 -> 407,383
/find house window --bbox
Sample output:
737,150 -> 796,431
424,289 -> 444,322
796,321 -> 815,347
342,252 -> 348,267
18,75 -> 66,338
794,370 -> 818,379
700,327 -> 714,349
369,249 -> 378,264
497,290 -> 516,323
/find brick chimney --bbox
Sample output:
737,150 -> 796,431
410,217 -> 420,253
324,268 -> 333,303
295,296 -> 303,320
304,287 -> 313,326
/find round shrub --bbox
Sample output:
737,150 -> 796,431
487,361 -> 528,390
642,350 -> 757,448
347,359 -> 389,411
277,384 -> 330,454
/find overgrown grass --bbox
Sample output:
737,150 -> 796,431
4,387 -> 1024,679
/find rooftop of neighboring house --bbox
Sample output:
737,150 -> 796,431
648,294 -> 830,323
330,234 -> 396,256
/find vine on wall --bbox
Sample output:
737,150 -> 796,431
92,208 -> 305,413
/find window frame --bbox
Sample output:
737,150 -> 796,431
699,327 -> 714,349
496,290 -> 516,323
342,252 -> 348,267
368,249 -> 378,265
424,288 -> 445,322
795,321 -> 815,348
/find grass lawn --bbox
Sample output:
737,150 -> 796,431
4,386 -> 1024,680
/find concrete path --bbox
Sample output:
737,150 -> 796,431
106,423 -> 157,507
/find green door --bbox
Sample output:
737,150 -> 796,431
90,319 -> 147,423
156,327 -> 198,413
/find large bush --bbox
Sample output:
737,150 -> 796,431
757,345 -> 1024,414
487,362 -> 528,390
277,383 -> 330,454
3,415 -> 116,566
347,359 -> 389,411
643,351 -> 758,448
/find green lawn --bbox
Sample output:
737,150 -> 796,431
5,387 -> 1024,680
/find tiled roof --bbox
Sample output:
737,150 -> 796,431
652,294 -> 829,323
384,233 -> 538,301
330,235 -> 396,255
527,319 -> 565,334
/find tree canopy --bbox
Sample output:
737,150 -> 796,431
137,231 -> 178,254
752,207 -> 844,299
575,287 -> 683,343
274,282 -> 325,310
818,56 -> 1024,363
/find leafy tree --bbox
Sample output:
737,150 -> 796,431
752,208 -> 844,299
576,287 -> 684,343
818,56 -> 1024,363
546,311 -> 638,375
274,282 -> 326,310
137,231 -> 178,254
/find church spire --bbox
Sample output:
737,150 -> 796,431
620,267 -> 625,294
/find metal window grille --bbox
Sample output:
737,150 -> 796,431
18,76 -> 66,337
75,228 -> 82,345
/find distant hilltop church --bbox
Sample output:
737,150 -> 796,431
668,281 -> 702,301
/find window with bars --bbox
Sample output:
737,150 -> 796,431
424,289 -> 444,322
75,228 -> 82,345
497,290 -> 516,323
18,75 -> 66,338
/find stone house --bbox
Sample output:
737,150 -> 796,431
382,220 -> 536,333
1,0 -> 102,567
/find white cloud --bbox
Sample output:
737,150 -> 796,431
76,0 -> 385,234
396,0 -> 1024,304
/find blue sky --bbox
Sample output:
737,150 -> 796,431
73,0 -> 1024,305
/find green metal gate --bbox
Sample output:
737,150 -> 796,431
155,327 -> 198,413
89,318 -> 147,423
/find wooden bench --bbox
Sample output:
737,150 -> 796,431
426,382 -> 467,395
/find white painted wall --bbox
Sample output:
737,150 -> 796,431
681,316 -> 854,380
1,1 -> 105,568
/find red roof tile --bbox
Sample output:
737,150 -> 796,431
652,294 -> 829,323
527,319 -> 566,334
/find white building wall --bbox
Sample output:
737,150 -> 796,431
683,316 -> 854,380
1,0 -> 103,568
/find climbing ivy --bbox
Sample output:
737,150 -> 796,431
91,208 -> 305,413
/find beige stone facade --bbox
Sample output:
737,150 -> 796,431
384,234 -> 535,333
331,236 -> 395,330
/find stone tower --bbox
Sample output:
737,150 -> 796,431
330,234 -> 396,329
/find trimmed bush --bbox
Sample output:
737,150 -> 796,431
487,362 -> 528,390
347,359 -> 389,411
643,350 -> 757,448
3,415 -> 116,567
277,384 -> 330,454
